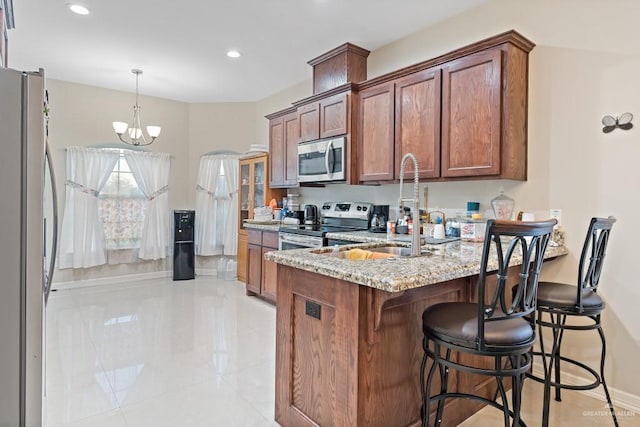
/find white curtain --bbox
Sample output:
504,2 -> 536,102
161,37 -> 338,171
195,156 -> 223,255
222,157 -> 240,255
124,151 -> 171,260
59,147 -> 119,269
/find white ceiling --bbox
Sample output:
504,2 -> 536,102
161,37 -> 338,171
8,0 -> 486,103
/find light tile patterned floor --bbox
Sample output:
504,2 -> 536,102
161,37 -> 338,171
45,276 -> 276,427
44,276 -> 636,426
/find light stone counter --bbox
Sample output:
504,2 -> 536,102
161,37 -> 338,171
264,235 -> 568,293
242,221 -> 280,232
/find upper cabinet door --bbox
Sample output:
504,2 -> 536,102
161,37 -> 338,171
358,83 -> 395,182
395,68 -> 442,180
268,116 -> 285,187
441,50 -> 502,178
283,112 -> 299,186
297,103 -> 320,143
319,92 -> 348,139
269,112 -> 299,188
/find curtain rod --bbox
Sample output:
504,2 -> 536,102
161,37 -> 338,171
61,144 -> 174,157
202,150 -> 241,156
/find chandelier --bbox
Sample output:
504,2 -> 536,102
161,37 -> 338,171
112,69 -> 161,146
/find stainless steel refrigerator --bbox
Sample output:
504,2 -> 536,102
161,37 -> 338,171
0,67 -> 58,426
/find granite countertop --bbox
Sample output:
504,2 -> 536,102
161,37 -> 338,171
243,221 -> 280,232
264,230 -> 568,293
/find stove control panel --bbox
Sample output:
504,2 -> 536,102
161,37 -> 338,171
320,201 -> 372,220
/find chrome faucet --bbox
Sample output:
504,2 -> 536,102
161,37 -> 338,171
398,153 -> 421,256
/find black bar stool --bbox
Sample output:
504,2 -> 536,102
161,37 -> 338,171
420,219 -> 557,427
529,217 -> 617,427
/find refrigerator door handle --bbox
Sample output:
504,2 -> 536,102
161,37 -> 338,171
44,141 -> 58,304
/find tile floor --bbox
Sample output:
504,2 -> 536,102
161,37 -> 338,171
45,276 -> 276,427
45,276 -> 636,426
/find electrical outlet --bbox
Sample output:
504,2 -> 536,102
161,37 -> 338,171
305,300 -> 321,320
549,209 -> 562,228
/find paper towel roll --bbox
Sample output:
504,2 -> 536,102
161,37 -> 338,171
521,212 -> 535,221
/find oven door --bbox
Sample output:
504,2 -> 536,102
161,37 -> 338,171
278,232 -> 324,250
297,137 -> 346,183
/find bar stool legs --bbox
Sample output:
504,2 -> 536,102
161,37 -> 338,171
421,337 -> 530,427
535,310 -> 619,427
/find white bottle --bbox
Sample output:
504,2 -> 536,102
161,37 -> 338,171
433,223 -> 445,239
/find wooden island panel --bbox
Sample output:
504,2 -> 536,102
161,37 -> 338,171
275,264 -> 520,426
276,267 -> 360,426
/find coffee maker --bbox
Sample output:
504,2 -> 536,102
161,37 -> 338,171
369,205 -> 389,233
304,204 -> 319,225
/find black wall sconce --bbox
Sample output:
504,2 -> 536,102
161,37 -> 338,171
602,112 -> 633,133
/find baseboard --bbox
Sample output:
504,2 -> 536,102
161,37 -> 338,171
52,268 -> 228,290
532,361 -> 640,414
195,268 -> 217,276
52,270 -> 172,290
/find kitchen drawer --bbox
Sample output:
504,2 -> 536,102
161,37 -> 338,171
262,231 -> 279,249
248,229 -> 262,245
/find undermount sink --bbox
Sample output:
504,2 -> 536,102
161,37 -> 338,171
368,246 -> 414,257
314,245 -> 432,260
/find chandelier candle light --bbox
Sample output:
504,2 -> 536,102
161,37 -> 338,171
112,69 -> 161,146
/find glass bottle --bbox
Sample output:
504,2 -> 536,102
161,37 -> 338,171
491,191 -> 515,220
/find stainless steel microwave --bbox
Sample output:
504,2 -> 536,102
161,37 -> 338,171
297,137 -> 346,183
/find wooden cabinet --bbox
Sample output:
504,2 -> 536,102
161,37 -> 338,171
441,50 -> 502,178
297,92 -> 349,143
319,92 -> 349,138
268,109 -> 299,188
358,83 -> 395,181
395,68 -> 441,180
297,103 -> 320,143
245,229 -> 278,303
237,233 -> 248,282
269,31 -> 533,185
246,231 -> 262,295
270,85 -> 357,185
358,68 -> 441,182
261,247 -> 278,301
356,30 -> 533,183
237,153 -> 285,283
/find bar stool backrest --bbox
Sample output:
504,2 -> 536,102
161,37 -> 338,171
477,219 -> 557,350
576,216 -> 616,312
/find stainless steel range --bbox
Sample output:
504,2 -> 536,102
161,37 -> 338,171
278,201 -> 372,250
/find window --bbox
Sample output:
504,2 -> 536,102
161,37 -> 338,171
99,151 -> 146,257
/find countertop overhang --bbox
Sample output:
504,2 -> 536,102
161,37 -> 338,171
264,230 -> 568,293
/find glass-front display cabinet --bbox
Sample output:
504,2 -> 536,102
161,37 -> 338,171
238,153 -> 275,231
237,153 -> 285,283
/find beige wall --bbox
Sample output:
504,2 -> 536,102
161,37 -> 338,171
188,102 -> 257,271
48,81 -> 258,281
254,0 -> 640,400
188,103 -> 257,206
47,79 -> 190,283
254,80 -> 309,148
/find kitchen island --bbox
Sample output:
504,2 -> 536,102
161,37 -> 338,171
265,236 -> 567,426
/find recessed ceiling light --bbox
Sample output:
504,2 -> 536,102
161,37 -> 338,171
67,4 -> 90,15
226,50 -> 241,58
